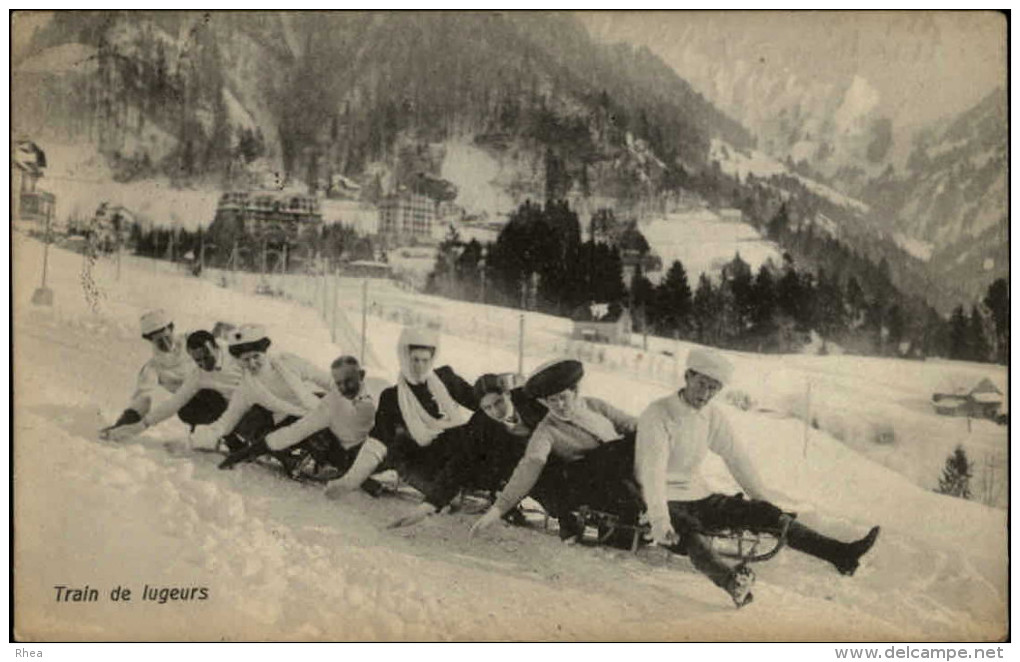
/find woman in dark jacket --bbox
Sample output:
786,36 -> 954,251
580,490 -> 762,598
324,326 -> 477,500
388,372 -> 548,527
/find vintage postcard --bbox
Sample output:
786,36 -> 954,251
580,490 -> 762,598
11,10 -> 1008,643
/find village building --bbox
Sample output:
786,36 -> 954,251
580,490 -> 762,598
320,198 -> 379,235
570,302 -> 633,345
932,377 -> 1004,420
212,190 -> 322,242
378,192 -> 437,243
12,139 -> 55,232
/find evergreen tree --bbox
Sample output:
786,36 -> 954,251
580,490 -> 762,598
655,260 -> 693,337
968,305 -> 992,363
983,278 -> 1009,364
948,305 -> 969,360
725,254 -> 755,344
750,265 -> 778,349
692,273 -> 719,345
845,276 -> 867,329
815,269 -> 846,339
767,203 -> 790,242
777,266 -> 803,325
936,445 -> 972,500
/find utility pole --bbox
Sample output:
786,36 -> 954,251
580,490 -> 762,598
517,313 -> 526,377
361,279 -> 368,365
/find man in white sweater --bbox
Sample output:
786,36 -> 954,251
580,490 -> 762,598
217,355 -> 385,491
635,348 -> 879,608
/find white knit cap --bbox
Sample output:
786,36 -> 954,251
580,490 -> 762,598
140,309 -> 172,336
229,323 -> 270,347
686,348 -> 734,385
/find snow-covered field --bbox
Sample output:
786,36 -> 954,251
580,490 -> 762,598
13,234 -> 1008,642
639,209 -> 783,283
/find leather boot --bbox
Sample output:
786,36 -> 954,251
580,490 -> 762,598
219,438 -> 269,470
786,521 -> 880,576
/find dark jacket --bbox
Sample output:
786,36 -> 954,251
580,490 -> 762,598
422,387 -> 546,509
368,366 -> 477,496
369,365 -> 477,450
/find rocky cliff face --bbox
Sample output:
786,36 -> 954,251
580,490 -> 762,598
862,87 -> 1008,306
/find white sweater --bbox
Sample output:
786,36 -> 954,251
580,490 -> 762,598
265,388 -> 376,451
635,392 -> 767,534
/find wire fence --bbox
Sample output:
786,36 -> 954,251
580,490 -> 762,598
176,258 -> 685,387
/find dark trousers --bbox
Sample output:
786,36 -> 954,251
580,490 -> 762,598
536,435 -> 643,543
423,428 -> 527,510
558,434 -> 640,517
177,389 -> 230,428
668,494 -> 785,587
387,428 -> 468,501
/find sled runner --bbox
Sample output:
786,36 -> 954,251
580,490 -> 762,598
702,514 -> 793,563
510,500 -> 792,563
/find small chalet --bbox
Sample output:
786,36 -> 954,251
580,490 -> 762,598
12,139 -> 55,229
571,302 -> 632,345
932,377 -> 1004,419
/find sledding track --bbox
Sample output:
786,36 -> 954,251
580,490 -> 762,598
12,236 -> 1008,641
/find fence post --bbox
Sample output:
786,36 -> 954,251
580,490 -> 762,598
802,380 -> 812,458
361,279 -> 368,365
330,269 -> 338,343
517,313 -> 525,376
321,268 -> 328,319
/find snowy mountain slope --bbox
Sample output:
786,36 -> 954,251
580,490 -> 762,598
12,234 -> 1007,641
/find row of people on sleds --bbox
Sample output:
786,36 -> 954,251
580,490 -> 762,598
101,309 -> 881,608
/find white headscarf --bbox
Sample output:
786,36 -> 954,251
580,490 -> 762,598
395,326 -> 467,446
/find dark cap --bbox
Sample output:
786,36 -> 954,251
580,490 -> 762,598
525,359 -> 584,399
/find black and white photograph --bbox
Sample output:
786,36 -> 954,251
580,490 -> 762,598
11,10 -> 1009,644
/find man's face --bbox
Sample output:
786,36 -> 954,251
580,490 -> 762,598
146,326 -> 175,353
540,386 -> 578,420
237,351 -> 266,374
332,364 -> 364,399
683,370 -> 723,409
188,341 -> 217,371
407,348 -> 435,381
480,391 -> 512,422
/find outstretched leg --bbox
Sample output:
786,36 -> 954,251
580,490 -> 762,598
668,501 -> 756,607
785,522 -> 880,576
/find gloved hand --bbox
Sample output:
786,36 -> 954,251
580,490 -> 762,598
189,425 -> 221,451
